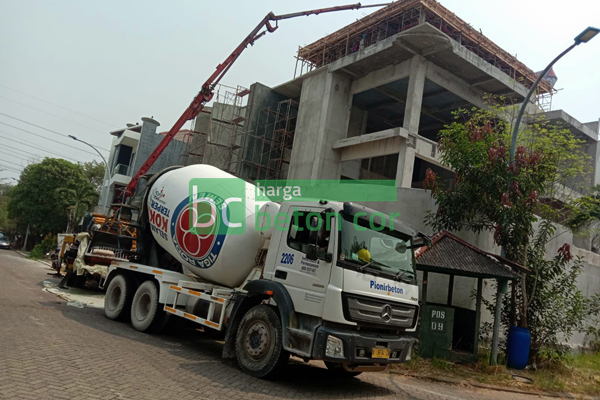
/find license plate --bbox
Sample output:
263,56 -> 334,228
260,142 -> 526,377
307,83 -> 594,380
372,348 -> 390,359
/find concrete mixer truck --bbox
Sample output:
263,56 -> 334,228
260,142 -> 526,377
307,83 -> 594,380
90,164 -> 425,378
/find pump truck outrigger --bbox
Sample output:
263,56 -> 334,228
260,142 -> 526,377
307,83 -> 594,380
84,3 -> 430,378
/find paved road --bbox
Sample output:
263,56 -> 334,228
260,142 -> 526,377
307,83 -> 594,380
0,251 -> 556,400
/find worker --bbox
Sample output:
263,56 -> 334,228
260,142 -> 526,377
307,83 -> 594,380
352,33 -> 367,52
315,221 -> 331,259
317,223 -> 330,248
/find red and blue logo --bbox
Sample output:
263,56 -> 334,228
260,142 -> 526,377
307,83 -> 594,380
170,197 -> 225,269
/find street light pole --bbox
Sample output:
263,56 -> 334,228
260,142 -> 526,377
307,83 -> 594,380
68,135 -> 111,215
492,26 -> 599,367
68,135 -> 108,167
508,26 -> 599,163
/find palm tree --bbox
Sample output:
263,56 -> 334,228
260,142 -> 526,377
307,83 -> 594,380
56,183 -> 98,233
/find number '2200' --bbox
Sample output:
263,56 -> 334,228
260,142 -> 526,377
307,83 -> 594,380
280,253 -> 294,264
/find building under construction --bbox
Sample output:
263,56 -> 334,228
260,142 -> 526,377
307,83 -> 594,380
185,0 -> 595,187
183,0 -> 597,197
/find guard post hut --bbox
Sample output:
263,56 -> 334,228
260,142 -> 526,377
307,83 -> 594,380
414,231 -> 527,363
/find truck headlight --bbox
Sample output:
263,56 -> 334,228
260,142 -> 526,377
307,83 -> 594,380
325,335 -> 344,358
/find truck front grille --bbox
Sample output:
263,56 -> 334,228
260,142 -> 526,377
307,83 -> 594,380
344,294 -> 417,329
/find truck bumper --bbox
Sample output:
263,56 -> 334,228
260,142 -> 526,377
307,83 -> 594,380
312,325 -> 415,364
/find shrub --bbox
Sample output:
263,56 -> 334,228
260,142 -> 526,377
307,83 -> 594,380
29,233 -> 57,260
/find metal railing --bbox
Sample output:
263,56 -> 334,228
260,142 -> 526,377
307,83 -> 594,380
112,164 -> 131,177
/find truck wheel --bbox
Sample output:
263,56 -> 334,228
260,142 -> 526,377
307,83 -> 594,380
324,362 -> 363,377
104,274 -> 134,321
130,280 -> 168,333
235,305 -> 289,378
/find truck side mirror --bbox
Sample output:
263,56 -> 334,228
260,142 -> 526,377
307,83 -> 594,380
306,244 -> 318,260
306,244 -> 333,263
395,242 -> 407,254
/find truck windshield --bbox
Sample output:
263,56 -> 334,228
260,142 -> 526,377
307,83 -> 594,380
338,214 -> 416,282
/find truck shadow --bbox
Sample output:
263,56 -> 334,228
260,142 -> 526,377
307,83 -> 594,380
178,359 -> 397,397
40,280 -> 396,399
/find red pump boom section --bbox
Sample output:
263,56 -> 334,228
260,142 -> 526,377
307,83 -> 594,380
124,3 -> 389,199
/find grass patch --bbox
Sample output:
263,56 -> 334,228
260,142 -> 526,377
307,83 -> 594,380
571,352 -> 600,370
390,352 -> 600,395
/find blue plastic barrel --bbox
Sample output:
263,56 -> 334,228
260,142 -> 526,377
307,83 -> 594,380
506,326 -> 530,369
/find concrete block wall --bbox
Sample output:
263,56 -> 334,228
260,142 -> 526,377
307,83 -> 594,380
132,128 -> 187,175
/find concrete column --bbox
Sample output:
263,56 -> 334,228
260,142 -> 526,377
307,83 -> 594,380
396,144 -> 416,188
403,55 -> 427,134
473,277 -> 483,356
395,55 -> 426,188
288,69 -> 353,180
490,280 -> 505,365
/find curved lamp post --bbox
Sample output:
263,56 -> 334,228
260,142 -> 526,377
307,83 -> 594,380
492,26 -> 600,367
68,135 -> 110,214
509,26 -> 599,162
68,135 -> 108,167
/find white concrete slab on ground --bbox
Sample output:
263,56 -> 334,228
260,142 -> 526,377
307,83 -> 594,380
42,277 -> 105,309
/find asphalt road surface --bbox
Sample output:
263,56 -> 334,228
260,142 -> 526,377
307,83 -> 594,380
0,250 -> 556,400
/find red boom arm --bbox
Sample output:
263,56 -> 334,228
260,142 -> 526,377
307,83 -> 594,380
124,2 -> 388,199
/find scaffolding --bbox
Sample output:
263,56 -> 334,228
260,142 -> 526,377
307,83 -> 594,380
536,91 -> 554,112
294,0 -> 553,95
183,84 -> 250,175
243,99 -> 299,182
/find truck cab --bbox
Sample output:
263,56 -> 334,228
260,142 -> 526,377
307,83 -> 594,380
241,200 -> 420,375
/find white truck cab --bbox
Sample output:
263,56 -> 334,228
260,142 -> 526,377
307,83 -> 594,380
254,200 -> 419,372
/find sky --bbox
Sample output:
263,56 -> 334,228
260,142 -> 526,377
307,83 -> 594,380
1,0 -> 599,182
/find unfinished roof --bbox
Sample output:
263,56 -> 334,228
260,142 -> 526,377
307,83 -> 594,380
297,0 -> 552,94
415,231 -> 525,279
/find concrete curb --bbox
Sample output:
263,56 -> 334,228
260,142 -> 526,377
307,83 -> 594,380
388,371 -> 599,399
16,251 -> 53,268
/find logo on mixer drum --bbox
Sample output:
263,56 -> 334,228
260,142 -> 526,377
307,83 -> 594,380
171,197 -> 226,269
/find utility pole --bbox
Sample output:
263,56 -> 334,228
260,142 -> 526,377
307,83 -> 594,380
22,224 -> 29,251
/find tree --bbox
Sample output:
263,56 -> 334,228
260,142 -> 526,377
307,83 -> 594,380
8,158 -> 89,236
0,183 -> 17,234
482,219 -> 600,361
424,98 -> 590,330
56,182 -> 99,232
567,184 -> 600,251
80,160 -> 106,192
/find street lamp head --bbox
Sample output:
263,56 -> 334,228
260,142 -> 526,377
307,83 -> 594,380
68,135 -> 77,140
574,26 -> 600,44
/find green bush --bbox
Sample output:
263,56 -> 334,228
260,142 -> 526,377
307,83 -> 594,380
29,234 -> 57,260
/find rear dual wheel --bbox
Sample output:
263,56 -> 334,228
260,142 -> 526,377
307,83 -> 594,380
130,280 -> 169,333
104,274 -> 134,321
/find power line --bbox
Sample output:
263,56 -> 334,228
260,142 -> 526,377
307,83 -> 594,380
0,131 -> 83,162
0,143 -> 70,161
0,159 -> 26,170
0,149 -> 35,163
0,162 -> 23,174
0,113 -> 109,152
0,121 -> 103,158
0,84 -> 118,128
0,95 -> 107,134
